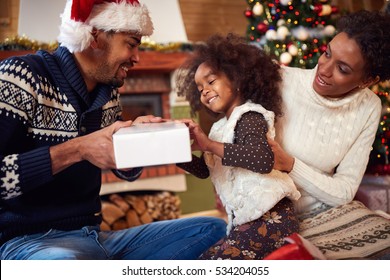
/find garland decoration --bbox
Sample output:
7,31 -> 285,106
0,35 -> 194,52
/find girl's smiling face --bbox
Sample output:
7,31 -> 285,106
195,62 -> 243,118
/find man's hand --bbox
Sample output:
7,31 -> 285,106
78,120 -> 133,169
50,120 -> 133,174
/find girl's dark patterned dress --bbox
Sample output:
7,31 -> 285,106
199,198 -> 298,260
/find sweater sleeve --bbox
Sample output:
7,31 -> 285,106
223,111 -> 274,173
178,112 -> 274,177
289,96 -> 382,207
177,153 -> 210,179
0,58 -> 57,201
0,106 -> 54,201
112,167 -> 143,182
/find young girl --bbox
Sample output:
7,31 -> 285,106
175,33 -> 301,260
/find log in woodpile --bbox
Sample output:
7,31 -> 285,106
100,191 -> 181,231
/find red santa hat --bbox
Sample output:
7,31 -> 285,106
58,0 -> 154,53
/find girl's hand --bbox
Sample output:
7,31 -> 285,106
179,119 -> 212,152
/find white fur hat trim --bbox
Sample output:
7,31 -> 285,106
58,0 -> 153,53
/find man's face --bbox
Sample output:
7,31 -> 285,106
92,31 -> 142,87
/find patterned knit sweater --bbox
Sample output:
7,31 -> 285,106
275,66 -> 382,216
0,47 -> 141,244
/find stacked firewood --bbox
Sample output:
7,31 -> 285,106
100,191 -> 181,231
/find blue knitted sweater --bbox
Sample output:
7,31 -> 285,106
0,47 -> 141,244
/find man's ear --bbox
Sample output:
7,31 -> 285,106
90,28 -> 99,49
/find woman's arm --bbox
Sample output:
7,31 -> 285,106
271,100 -> 381,207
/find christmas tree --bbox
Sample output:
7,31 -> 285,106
244,0 -> 340,68
366,81 -> 390,175
367,0 -> 390,176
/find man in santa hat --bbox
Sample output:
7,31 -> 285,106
0,0 -> 226,260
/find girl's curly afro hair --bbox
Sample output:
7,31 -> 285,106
175,33 -> 283,118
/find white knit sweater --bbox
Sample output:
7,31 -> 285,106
275,66 -> 382,215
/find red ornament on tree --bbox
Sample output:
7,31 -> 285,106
244,9 -> 253,18
319,44 -> 327,53
313,4 -> 338,16
384,165 -> 390,174
257,22 -> 268,34
313,4 -> 322,14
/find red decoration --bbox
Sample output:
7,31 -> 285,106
313,4 -> 322,14
313,4 -> 338,16
71,0 -> 139,22
367,164 -> 390,175
257,22 -> 268,33
319,44 -> 327,53
244,9 -> 253,18
264,233 -> 325,260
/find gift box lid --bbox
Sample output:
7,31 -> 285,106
113,122 -> 192,169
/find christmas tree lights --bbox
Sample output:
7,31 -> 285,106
245,0 -> 340,68
367,81 -> 390,175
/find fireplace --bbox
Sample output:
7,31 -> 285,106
100,51 -> 191,196
120,94 -> 162,121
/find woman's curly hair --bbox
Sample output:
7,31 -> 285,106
175,33 -> 283,118
336,10 -> 390,82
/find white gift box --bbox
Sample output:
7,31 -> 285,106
113,122 -> 192,169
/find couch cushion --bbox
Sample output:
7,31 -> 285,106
299,200 -> 390,259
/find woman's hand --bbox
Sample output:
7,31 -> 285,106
267,137 -> 295,173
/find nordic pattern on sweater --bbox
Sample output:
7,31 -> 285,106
0,47 -> 146,245
0,50 -> 120,200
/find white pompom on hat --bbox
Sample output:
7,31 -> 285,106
58,0 -> 154,53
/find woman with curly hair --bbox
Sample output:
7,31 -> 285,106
268,10 -> 390,259
175,33 -> 301,260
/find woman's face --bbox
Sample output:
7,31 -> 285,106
194,62 -> 242,118
313,32 -> 368,98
